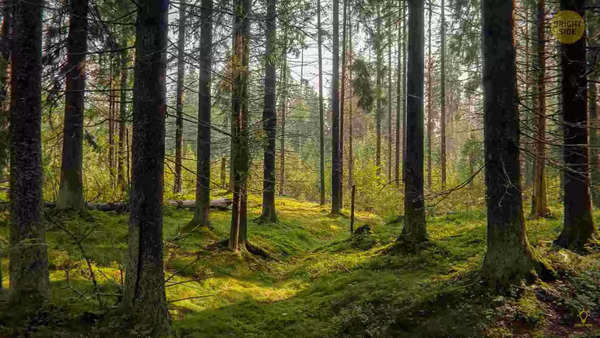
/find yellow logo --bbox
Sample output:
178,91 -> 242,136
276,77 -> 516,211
550,10 -> 585,44
575,310 -> 592,328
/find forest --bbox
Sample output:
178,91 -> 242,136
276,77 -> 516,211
0,0 -> 599,336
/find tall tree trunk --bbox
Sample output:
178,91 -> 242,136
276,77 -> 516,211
331,0 -> 342,214
189,0 -> 213,228
279,42 -> 287,196
426,0 -> 432,190
261,0 -> 277,223
229,0 -> 250,250
588,11 -> 600,207
123,0 -> 170,334
530,0 -> 549,218
401,0 -> 407,184
481,0 -> 549,288
375,4 -> 382,177
109,55 -> 116,184
555,0 -> 596,251
400,0 -> 426,243
0,4 -> 10,179
395,0 -> 403,186
8,0 -> 49,305
173,2 -> 186,194
440,0 -> 446,190
317,0 -> 325,205
387,2 -> 392,182
340,0 -> 347,203
348,13 -> 354,188
117,48 -> 129,192
57,0 -> 88,210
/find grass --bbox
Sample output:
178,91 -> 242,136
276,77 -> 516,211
0,195 -> 599,337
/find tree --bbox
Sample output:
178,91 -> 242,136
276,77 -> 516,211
8,0 -> 49,305
0,3 -> 10,180
279,38 -> 288,196
400,0 -> 426,243
481,0 -> 549,288
260,0 -> 278,223
331,0 -> 342,214
555,0 -> 596,251
173,1 -> 186,194
426,0 -> 432,189
190,0 -> 213,228
530,0 -> 549,218
57,0 -> 88,210
375,3 -> 383,176
440,0 -> 446,190
123,0 -> 170,334
317,0 -> 325,205
229,0 -> 251,250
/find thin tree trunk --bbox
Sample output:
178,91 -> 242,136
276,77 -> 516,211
387,1 -> 392,183
331,0 -> 342,214
400,0 -> 426,243
395,0 -> 402,186
261,0 -> 277,223
440,0 -> 446,190
229,0 -> 250,250
109,54 -> 115,184
375,4 -> 382,177
340,0 -> 347,204
426,0 -> 432,190
481,0 -> 549,289
189,0 -> 213,228
588,11 -> 600,207
0,5 -> 10,179
317,0 -> 325,205
401,0 -> 407,184
8,0 -> 49,305
348,13 -> 354,188
555,0 -> 596,251
279,42 -> 287,196
117,47 -> 129,192
173,2 -> 186,194
123,0 -> 170,333
530,0 -> 549,218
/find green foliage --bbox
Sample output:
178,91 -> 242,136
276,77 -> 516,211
351,58 -> 375,113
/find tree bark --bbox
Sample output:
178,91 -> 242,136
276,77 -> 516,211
555,0 -> 596,251
229,0 -> 250,250
395,0 -> 403,186
387,1 -> 392,182
375,4 -> 382,177
0,4 -> 10,179
9,0 -> 50,306
400,0 -> 426,243
279,41 -> 287,196
481,0 -> 548,288
348,13 -> 354,188
588,11 -> 600,208
117,47 -> 129,192
173,2 -> 186,194
190,0 -> 213,228
401,0 -> 407,184
530,0 -> 549,218
331,0 -> 342,214
440,0 -> 446,191
123,0 -> 170,334
57,0 -> 88,210
260,0 -> 277,223
318,0 -> 325,205
426,0 -> 432,190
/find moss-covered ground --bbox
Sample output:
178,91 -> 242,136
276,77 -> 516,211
0,195 -> 599,337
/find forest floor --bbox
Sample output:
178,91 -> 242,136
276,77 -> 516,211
0,194 -> 600,337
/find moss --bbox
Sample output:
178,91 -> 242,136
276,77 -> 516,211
0,198 -> 599,336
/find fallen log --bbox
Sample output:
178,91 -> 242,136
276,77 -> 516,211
166,198 -> 232,211
83,198 -> 233,212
